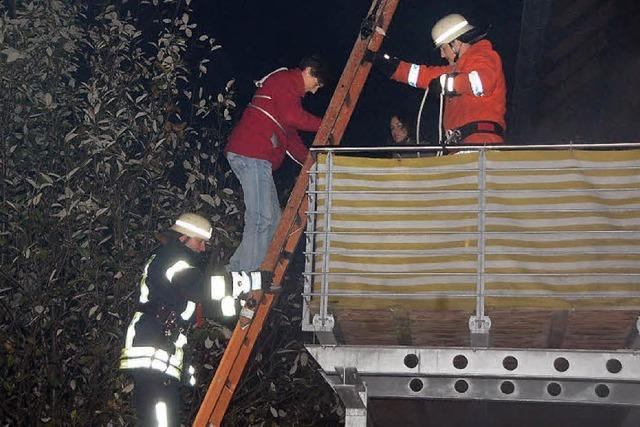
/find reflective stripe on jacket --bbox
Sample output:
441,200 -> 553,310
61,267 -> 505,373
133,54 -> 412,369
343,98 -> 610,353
391,40 -> 506,144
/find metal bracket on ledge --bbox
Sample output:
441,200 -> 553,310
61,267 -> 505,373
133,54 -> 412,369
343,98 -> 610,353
313,313 -> 335,332
334,367 -> 367,427
312,313 -> 337,345
469,314 -> 492,347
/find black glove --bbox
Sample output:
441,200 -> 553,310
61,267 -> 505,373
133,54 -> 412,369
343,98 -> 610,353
258,270 -> 273,291
363,50 -> 400,79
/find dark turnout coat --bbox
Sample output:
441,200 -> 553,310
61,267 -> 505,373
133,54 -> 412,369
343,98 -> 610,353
119,239 -> 205,385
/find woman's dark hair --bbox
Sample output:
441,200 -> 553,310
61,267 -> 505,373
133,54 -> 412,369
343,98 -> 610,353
387,109 -> 418,146
299,54 -> 332,86
390,111 -> 416,135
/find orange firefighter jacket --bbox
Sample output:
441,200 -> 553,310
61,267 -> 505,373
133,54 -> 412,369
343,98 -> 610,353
391,39 -> 506,144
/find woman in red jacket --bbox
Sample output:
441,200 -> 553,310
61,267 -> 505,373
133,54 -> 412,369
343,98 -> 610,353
375,14 -> 506,145
224,55 -> 329,272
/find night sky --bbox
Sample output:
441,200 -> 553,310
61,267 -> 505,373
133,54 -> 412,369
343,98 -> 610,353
187,4 -> 639,423
196,0 -> 523,147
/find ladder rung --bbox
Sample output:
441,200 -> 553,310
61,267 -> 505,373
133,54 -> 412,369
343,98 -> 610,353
191,1 -> 400,424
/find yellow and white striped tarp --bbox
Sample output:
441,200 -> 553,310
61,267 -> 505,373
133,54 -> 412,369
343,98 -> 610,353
309,150 -> 640,311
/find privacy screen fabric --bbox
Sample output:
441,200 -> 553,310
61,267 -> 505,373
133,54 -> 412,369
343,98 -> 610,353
309,150 -> 640,310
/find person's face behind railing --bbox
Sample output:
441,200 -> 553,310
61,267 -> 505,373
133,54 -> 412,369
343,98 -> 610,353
390,115 -> 409,144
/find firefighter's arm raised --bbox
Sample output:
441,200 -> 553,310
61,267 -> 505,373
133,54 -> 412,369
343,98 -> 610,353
366,50 -> 451,89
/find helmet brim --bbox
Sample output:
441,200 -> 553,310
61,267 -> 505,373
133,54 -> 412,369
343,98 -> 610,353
170,217 -> 212,241
433,24 -> 491,49
458,24 -> 490,45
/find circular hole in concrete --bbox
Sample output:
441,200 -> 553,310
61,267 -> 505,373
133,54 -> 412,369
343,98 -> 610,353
409,378 -> 424,392
553,357 -> 570,372
500,381 -> 515,395
547,382 -> 562,397
453,354 -> 468,370
595,384 -> 610,398
404,353 -> 419,369
454,379 -> 469,393
503,356 -> 518,371
606,359 -> 622,374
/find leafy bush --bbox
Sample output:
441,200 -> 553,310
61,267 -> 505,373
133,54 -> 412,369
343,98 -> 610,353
1,1 -> 239,424
1,1 -> 342,425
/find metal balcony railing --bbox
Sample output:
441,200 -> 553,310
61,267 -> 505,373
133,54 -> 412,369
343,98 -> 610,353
301,143 -> 640,340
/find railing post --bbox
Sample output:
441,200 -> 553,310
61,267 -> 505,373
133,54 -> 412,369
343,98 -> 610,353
313,151 -> 335,335
302,156 -> 318,331
470,149 -> 491,347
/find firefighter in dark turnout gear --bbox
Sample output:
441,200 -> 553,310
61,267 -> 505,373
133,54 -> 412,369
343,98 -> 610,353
119,213 -> 263,426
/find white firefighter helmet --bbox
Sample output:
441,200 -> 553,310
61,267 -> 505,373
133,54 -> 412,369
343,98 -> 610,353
171,213 -> 212,241
431,13 -> 474,48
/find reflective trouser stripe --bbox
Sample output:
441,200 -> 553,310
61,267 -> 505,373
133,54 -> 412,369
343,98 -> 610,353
155,401 -> 168,427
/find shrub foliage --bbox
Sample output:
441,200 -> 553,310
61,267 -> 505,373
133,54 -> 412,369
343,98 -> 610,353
1,1 -> 340,425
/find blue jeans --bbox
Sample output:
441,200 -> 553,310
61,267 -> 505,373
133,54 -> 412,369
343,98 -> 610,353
226,152 -> 281,272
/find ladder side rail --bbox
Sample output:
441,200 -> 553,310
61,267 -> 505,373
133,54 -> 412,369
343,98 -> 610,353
193,1 -> 399,424
262,0 -> 397,277
199,293 -> 276,426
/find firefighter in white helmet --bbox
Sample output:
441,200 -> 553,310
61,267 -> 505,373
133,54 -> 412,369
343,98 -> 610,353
119,213 -> 264,426
369,13 -> 507,145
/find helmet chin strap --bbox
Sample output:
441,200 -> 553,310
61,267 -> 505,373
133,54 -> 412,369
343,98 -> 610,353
449,41 -> 461,63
